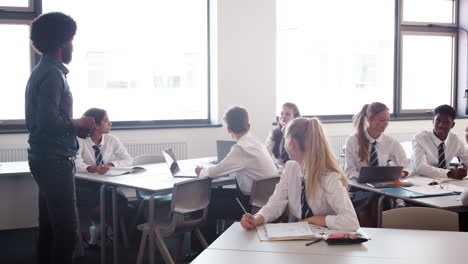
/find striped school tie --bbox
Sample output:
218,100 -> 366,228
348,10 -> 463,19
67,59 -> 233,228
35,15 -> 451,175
92,145 -> 104,166
369,141 -> 378,167
301,178 -> 313,220
438,142 -> 446,169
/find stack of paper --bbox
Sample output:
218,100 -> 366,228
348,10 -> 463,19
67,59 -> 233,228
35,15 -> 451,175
105,166 -> 146,176
265,222 -> 316,240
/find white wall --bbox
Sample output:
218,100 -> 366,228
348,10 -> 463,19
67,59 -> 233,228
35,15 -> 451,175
0,0 -> 467,158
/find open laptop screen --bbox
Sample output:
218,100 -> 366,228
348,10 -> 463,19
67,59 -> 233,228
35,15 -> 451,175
162,149 -> 180,175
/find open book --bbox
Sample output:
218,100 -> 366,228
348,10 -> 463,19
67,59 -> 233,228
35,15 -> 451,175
104,166 -> 146,176
257,222 -> 369,242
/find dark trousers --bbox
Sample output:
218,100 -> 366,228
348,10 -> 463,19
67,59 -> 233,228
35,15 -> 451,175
28,156 -> 77,264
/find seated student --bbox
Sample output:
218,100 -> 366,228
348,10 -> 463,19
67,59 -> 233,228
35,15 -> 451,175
195,106 -> 278,240
74,108 -> 133,247
412,104 -> 468,179
241,117 -> 359,232
345,102 -> 410,227
265,102 -> 301,163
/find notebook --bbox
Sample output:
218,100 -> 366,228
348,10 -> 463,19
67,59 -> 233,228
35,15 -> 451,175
357,166 -> 402,183
162,148 -> 198,178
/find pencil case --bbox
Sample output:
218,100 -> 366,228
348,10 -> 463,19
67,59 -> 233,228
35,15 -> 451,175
325,233 -> 368,245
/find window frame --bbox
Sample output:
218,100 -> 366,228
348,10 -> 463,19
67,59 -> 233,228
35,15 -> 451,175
278,0 -> 462,122
0,0 -> 214,133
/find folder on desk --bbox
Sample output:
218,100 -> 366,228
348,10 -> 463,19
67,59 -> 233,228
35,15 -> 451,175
380,187 -> 459,198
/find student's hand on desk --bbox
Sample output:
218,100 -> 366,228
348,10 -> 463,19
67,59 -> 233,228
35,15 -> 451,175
448,168 -> 467,180
299,216 -> 326,227
240,213 -> 264,230
104,163 -> 114,168
400,171 -> 409,178
87,165 -> 110,175
195,167 -> 203,176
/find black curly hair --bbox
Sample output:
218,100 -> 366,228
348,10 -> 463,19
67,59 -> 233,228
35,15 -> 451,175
30,12 -> 77,54
434,104 -> 456,121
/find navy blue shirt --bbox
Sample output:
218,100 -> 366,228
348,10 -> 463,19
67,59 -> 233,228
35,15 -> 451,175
25,54 -> 78,157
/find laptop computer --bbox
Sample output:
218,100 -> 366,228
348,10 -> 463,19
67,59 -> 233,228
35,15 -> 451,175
162,148 -> 198,178
357,166 -> 403,183
213,140 -> 236,164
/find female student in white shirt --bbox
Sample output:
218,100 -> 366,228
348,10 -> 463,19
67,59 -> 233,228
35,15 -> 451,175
241,117 -> 359,231
75,108 -> 133,247
344,102 -> 410,227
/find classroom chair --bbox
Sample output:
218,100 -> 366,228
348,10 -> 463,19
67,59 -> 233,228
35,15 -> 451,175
249,176 -> 281,214
382,207 -> 459,231
136,177 -> 212,264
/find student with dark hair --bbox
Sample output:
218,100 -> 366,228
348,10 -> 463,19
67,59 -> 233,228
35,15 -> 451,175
412,104 -> 468,179
241,118 -> 359,231
194,106 -> 278,243
265,102 -> 301,163
25,12 -> 95,264
74,108 -> 132,247
345,102 -> 410,227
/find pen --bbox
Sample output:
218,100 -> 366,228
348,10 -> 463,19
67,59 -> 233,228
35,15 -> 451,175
305,239 -> 322,246
235,197 -> 248,214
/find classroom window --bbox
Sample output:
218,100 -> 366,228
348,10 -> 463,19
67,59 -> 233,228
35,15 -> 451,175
0,0 -> 34,11
276,0 -> 395,116
276,0 -> 459,119
0,22 -> 31,121
400,34 -> 454,112
42,0 -> 209,122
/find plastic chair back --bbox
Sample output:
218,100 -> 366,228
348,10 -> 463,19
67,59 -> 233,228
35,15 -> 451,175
382,207 -> 459,231
250,176 -> 280,212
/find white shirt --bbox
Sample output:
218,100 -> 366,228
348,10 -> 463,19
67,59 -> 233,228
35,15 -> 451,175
257,161 -> 360,231
75,134 -> 133,173
199,133 -> 278,195
411,131 -> 468,178
345,131 -> 411,180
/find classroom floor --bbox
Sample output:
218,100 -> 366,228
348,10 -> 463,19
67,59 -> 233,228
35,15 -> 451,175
0,226 -> 193,264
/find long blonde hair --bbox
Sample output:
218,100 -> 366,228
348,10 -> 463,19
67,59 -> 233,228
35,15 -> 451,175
286,117 -> 348,198
352,102 -> 388,163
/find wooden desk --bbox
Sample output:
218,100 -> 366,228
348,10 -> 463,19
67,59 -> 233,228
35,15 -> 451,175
194,222 -> 467,264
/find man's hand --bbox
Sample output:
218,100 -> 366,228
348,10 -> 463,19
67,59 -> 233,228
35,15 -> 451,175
75,117 -> 95,138
448,168 -> 467,180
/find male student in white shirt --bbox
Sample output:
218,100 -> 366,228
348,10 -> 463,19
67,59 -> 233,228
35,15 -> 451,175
412,104 -> 468,179
194,106 -> 278,245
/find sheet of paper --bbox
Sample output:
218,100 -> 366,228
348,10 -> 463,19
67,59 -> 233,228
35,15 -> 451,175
265,222 -> 315,240
403,186 -> 457,195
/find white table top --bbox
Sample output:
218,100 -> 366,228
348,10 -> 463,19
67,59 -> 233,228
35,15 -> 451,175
192,249 -> 411,264
204,222 -> 466,263
0,161 -> 30,176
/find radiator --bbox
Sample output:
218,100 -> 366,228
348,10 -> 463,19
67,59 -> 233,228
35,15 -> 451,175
0,142 -> 187,162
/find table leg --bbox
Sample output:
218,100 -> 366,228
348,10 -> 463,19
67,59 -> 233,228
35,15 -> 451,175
377,195 -> 385,228
100,184 -> 107,264
149,193 -> 155,264
112,188 -> 119,264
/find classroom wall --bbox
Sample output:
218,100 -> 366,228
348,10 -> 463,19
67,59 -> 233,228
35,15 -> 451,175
0,0 -> 467,158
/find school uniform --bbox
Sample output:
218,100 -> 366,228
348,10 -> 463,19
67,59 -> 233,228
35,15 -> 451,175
257,161 -> 359,231
345,131 -> 411,180
412,131 -> 468,178
199,132 -> 278,195
197,132 -> 279,246
345,131 -> 410,213
75,134 -> 132,209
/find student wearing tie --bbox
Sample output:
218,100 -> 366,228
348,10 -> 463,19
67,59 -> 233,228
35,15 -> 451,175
344,102 -> 410,227
240,117 -> 359,231
412,104 -> 468,179
265,102 -> 301,164
74,108 -> 132,247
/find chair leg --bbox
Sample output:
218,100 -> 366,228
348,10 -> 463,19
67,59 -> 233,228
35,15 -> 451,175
174,234 -> 185,263
154,229 -> 175,264
131,199 -> 145,238
194,228 -> 208,249
136,228 -> 148,264
120,217 -> 129,248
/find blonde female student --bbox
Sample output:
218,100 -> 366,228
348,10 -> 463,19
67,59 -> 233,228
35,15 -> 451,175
241,117 -> 359,231
345,102 -> 410,226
